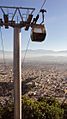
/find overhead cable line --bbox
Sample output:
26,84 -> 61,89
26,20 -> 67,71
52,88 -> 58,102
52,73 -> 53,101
40,0 -> 47,11
37,0 -> 47,14
22,33 -> 30,67
0,27 -> 6,69
22,0 -> 47,65
32,0 -> 47,24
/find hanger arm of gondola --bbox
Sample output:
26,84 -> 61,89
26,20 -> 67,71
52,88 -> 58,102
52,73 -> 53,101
40,9 -> 47,24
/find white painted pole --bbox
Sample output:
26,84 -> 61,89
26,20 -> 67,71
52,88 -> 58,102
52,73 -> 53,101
13,27 -> 22,119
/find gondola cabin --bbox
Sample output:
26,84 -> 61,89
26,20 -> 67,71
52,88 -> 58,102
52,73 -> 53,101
31,24 -> 46,42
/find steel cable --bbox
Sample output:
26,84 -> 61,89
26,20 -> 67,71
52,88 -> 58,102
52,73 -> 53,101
0,27 -> 6,69
22,35 -> 30,67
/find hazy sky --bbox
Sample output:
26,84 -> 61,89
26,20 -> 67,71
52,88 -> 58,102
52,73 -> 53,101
0,0 -> 67,51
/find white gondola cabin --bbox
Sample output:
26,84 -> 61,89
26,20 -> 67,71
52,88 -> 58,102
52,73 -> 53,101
31,24 -> 46,42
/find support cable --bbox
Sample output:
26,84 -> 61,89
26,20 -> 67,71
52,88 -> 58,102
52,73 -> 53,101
39,0 -> 47,24
40,0 -> 46,12
22,34 -> 30,68
37,0 -> 47,14
0,27 -> 6,69
32,0 -> 47,24
22,1 -> 47,66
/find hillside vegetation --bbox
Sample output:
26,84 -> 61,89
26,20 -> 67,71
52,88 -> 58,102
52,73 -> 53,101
0,96 -> 67,119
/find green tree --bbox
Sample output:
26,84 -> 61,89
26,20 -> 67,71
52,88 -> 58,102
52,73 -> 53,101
22,96 -> 64,119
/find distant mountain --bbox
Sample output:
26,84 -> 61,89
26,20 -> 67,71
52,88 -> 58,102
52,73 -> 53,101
22,49 -> 67,57
0,50 -> 67,63
0,51 -> 13,62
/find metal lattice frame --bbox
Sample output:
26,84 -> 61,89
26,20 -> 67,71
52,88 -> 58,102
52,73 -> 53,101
0,6 -> 35,28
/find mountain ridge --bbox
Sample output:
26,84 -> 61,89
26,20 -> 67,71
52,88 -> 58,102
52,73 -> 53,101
0,49 -> 67,60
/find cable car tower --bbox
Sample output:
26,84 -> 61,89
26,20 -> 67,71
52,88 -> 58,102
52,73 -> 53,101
0,5 -> 46,119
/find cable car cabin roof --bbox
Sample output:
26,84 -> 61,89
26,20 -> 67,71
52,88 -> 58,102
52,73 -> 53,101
31,24 -> 46,42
